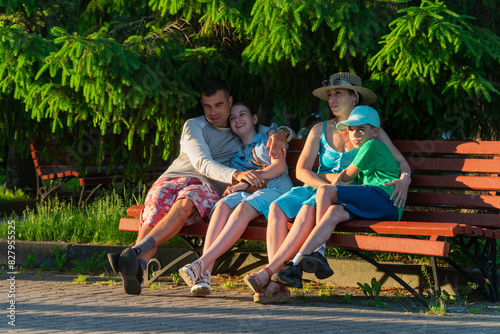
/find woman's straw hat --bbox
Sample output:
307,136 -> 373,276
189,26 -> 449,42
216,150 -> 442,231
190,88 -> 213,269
312,72 -> 377,105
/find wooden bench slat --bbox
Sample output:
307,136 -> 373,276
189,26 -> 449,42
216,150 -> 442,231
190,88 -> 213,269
334,220 -> 465,237
287,139 -> 307,151
127,205 -> 144,217
80,172 -> 164,186
406,192 -> 500,210
407,157 -> 500,174
411,175 -> 500,191
327,234 -> 450,257
34,160 -> 75,168
39,168 -> 79,180
119,218 -> 142,232
394,140 -> 500,155
119,217 -> 268,241
402,211 -> 500,230
285,155 -> 319,169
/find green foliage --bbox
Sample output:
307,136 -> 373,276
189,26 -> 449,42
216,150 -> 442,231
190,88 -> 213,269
0,0 -> 499,177
369,0 -> 500,139
0,187 -> 183,246
71,251 -> 108,273
24,253 -> 35,269
170,272 -> 180,286
149,282 -> 161,289
340,293 -> 352,304
357,277 -> 388,309
0,183 -> 30,201
421,265 -> 446,315
73,274 -> 88,284
357,277 -> 382,299
221,280 -> 235,289
0,190 -> 136,245
0,0 -> 38,15
53,245 -> 67,271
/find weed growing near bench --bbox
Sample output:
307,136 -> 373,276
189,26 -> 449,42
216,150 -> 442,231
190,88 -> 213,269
357,277 -> 388,309
0,184 -> 30,201
53,245 -> 67,271
73,274 -> 88,284
71,251 -> 108,274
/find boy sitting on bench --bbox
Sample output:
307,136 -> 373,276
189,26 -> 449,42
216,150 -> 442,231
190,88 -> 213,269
273,105 -> 406,287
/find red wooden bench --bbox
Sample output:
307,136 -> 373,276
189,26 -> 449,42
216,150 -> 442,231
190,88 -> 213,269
31,140 -> 167,206
119,139 -> 500,306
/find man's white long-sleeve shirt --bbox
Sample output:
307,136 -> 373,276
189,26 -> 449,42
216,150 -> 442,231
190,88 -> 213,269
161,116 -> 272,196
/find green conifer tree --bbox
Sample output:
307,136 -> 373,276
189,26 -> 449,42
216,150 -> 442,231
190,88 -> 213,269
0,0 -> 498,190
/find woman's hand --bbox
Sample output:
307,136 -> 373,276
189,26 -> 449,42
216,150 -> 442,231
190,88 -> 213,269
385,173 -> 411,208
223,182 -> 249,196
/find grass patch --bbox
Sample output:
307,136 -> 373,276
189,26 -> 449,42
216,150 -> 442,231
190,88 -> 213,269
0,184 -> 30,201
0,186 -> 186,247
0,191 -> 136,245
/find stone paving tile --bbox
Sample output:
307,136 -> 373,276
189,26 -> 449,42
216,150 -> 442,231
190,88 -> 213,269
1,271 -> 499,333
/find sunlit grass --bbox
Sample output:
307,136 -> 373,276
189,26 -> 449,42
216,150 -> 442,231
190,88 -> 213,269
0,184 -> 30,201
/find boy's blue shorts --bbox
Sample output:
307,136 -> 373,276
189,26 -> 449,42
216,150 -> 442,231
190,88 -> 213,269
336,185 -> 398,221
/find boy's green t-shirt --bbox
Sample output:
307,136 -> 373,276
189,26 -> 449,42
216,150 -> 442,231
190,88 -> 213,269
351,139 -> 404,219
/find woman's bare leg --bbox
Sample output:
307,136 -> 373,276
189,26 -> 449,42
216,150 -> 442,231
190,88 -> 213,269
252,205 -> 316,289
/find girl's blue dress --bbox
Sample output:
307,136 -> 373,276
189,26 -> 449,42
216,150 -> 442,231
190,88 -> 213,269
273,121 -> 358,218
216,133 -> 292,219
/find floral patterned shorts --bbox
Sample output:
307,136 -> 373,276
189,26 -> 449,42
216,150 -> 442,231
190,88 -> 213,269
139,176 -> 220,229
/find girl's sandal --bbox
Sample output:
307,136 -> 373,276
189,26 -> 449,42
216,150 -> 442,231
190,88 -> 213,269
244,267 -> 273,293
179,259 -> 204,287
191,270 -> 212,297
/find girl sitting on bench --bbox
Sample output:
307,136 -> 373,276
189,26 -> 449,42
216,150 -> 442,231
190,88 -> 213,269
178,102 -> 292,296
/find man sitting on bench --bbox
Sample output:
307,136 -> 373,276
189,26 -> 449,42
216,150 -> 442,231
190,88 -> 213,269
108,78 -> 292,295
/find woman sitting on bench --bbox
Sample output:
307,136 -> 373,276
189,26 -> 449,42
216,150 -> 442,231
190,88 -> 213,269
244,72 -> 411,303
178,102 -> 293,296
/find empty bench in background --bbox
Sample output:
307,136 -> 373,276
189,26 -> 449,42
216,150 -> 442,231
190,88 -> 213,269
31,140 -> 167,206
119,139 -> 500,306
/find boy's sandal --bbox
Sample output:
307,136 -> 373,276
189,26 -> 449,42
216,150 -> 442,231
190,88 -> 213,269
254,284 -> 291,304
244,267 -> 273,293
179,259 -> 204,287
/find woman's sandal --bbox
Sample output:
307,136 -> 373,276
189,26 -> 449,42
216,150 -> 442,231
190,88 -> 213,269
254,283 -> 291,304
244,267 -> 273,293
179,259 -> 204,287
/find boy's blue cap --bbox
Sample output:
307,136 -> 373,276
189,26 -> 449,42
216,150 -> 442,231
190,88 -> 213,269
336,105 -> 380,130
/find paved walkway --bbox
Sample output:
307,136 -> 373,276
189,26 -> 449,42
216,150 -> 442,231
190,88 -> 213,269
1,270 -> 499,333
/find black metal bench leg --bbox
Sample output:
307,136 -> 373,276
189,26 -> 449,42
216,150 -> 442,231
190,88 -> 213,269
447,237 -> 499,302
491,241 -> 498,302
145,245 -> 203,285
430,256 -> 441,297
144,236 -> 205,285
78,184 -> 103,208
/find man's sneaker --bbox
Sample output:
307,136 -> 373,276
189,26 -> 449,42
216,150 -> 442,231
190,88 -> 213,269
271,261 -> 303,288
298,252 -> 334,279
117,247 -> 143,295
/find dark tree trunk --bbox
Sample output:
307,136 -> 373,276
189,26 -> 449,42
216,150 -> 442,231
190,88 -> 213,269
4,139 -> 37,194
